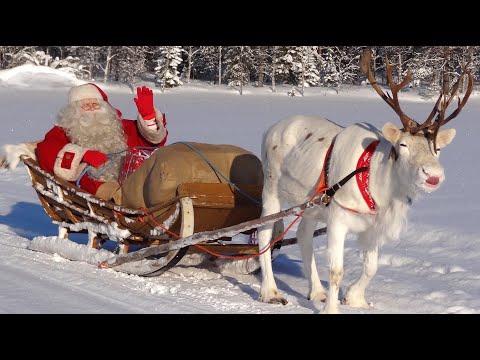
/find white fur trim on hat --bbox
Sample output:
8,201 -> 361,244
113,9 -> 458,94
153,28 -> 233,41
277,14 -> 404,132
68,84 -> 103,103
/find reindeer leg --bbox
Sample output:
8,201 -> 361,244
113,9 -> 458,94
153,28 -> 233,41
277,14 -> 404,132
343,242 -> 378,308
297,217 -> 327,302
322,221 -> 347,314
258,196 -> 286,305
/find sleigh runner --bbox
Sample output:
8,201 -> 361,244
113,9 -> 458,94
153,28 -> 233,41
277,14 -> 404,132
21,154 -> 295,276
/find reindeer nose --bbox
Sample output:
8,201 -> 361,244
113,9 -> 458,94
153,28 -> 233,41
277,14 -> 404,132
426,176 -> 440,186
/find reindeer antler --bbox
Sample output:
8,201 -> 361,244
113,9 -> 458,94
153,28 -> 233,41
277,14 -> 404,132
423,65 -> 473,153
361,47 -> 474,154
360,47 -> 418,132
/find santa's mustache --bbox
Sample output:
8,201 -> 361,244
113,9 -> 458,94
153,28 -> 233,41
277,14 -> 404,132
78,106 -> 112,127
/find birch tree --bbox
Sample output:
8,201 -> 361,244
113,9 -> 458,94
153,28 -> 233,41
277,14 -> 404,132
113,46 -> 149,91
270,46 -> 278,92
182,46 -> 201,83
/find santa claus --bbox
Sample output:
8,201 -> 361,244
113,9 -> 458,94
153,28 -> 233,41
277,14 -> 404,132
35,83 -> 168,201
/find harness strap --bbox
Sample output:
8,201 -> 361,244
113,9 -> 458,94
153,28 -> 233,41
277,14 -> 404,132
315,136 -> 367,197
325,166 -> 368,198
314,138 -> 378,211
315,137 -> 336,193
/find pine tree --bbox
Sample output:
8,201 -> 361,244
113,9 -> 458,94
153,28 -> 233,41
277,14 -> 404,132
154,46 -> 183,90
192,46 -> 219,84
224,46 -> 254,95
295,46 -> 320,95
275,46 -> 298,86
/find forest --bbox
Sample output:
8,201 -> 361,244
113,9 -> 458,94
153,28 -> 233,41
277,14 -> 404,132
0,46 -> 476,95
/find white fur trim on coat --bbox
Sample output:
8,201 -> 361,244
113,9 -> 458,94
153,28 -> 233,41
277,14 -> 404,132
54,143 -> 88,181
0,142 -> 38,170
137,107 -> 167,144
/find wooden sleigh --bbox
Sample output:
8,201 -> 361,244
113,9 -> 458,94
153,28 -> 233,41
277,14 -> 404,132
21,155 -> 296,276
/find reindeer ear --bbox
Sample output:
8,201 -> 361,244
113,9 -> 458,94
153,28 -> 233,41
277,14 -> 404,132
382,122 -> 402,144
436,128 -> 456,149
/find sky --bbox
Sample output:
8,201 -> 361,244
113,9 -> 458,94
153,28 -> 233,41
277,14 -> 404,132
0,64 -> 479,314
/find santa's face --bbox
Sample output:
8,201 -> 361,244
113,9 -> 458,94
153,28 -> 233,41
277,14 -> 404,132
79,98 -> 101,112
72,99 -> 114,127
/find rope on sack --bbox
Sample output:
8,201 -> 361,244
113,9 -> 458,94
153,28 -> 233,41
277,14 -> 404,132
172,141 -> 262,206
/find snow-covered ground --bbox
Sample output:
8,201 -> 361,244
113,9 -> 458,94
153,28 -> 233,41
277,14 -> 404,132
1,65 -> 479,314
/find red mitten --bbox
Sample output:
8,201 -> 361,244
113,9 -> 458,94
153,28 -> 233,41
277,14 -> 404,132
83,150 -> 108,168
134,86 -> 155,121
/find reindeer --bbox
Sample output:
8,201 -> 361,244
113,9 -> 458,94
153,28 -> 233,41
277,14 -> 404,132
257,48 -> 473,314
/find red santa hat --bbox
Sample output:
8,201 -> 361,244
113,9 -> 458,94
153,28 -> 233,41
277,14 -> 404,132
68,83 -> 123,117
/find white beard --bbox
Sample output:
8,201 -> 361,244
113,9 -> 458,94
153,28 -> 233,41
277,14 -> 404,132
57,100 -> 128,182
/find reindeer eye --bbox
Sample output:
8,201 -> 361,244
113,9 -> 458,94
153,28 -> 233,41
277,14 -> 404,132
400,144 -> 407,147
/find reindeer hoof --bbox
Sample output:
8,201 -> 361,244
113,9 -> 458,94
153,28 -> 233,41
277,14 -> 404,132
308,292 -> 327,302
268,297 -> 288,305
341,297 -> 371,308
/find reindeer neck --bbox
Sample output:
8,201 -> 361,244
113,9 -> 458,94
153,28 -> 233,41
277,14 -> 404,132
369,138 -> 413,209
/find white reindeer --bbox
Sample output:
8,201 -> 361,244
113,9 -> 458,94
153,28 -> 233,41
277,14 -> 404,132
257,48 -> 473,314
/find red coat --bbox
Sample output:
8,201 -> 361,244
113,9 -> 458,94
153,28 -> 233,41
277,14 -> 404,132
37,115 -> 168,195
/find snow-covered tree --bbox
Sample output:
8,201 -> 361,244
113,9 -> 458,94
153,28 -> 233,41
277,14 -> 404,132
404,47 -> 446,91
274,46 -> 298,86
65,46 -> 101,80
270,46 -> 279,92
296,46 -> 320,94
5,47 -> 51,68
154,46 -> 183,89
0,46 -> 24,69
50,56 -> 92,80
223,46 -> 254,95
191,46 -> 218,83
383,46 -> 414,83
98,46 -> 120,83
252,46 -> 268,87
449,46 -> 480,92
182,46 -> 201,83
320,47 -> 362,89
113,46 -> 149,90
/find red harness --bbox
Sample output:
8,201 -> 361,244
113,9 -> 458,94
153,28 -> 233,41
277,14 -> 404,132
316,139 -> 380,214
356,140 -> 380,212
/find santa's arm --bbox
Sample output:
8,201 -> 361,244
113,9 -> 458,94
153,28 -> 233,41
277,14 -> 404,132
137,108 -> 167,144
36,126 -> 88,181
134,86 -> 167,145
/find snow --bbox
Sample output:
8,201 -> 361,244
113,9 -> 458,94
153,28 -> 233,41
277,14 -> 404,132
0,64 -> 82,88
1,65 -> 480,314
